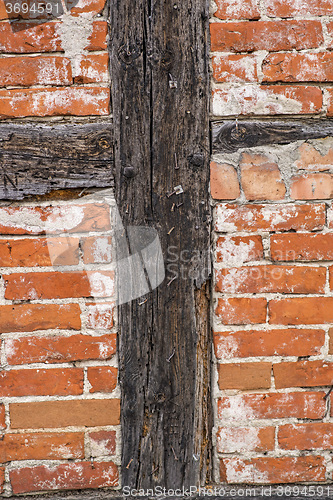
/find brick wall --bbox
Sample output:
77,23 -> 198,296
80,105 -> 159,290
0,2 -> 120,495
211,0 -> 333,485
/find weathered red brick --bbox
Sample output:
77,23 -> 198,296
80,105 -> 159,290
0,21 -> 107,52
295,142 -> 333,171
215,203 -> 325,232
86,302 -> 114,329
216,265 -> 325,294
220,456 -> 325,484
74,53 -> 109,84
263,53 -> 333,83
89,430 -> 116,456
218,392 -> 326,420
274,360 -> 333,389
69,0 -> 106,15
211,20 -> 323,52
0,304 -> 81,333
213,0 -> 260,20
269,297 -> 333,325
217,362 -> 271,390
240,152 -> 286,201
0,404 -> 5,430
6,334 -> 116,365
10,399 -> 120,429
87,366 -> 118,393
214,329 -> 325,359
4,271 -> 114,300
212,54 -> 257,83
279,423 -> 333,450
0,368 -> 83,397
0,56 -> 72,86
216,235 -> 263,264
290,173 -> 333,200
217,427 -> 275,453
0,87 -> 109,118
266,0 -> 333,17
0,467 -> 4,494
10,461 -> 118,494
271,233 -> 333,261
82,235 -> 112,264
0,432 -> 84,462
0,237 -> 79,267
216,298 -> 267,325
212,86 -> 323,117
0,203 -> 111,235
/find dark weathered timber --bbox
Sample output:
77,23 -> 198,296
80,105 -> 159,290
0,122 -> 114,199
110,0 -> 211,490
212,119 -> 333,153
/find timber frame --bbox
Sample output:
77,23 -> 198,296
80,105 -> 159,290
2,0 -> 333,493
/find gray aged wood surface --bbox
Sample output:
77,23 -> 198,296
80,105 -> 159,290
0,122 -> 114,199
109,0 -> 212,490
212,120 -> 333,153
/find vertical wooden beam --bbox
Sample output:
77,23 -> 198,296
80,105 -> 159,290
110,0 -> 211,489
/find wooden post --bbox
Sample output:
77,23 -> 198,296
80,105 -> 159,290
109,0 -> 212,489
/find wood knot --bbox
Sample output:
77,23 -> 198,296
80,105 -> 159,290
188,152 -> 205,168
123,166 -> 136,178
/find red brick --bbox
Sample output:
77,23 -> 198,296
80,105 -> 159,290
218,392 -> 326,420
0,56 -> 72,86
212,54 -> 257,83
214,329 -> 325,359
0,368 -> 83,397
271,233 -> 333,261
269,298 -> 333,325
217,362 -> 271,390
329,328 -> 333,354
4,271 -> 114,300
210,20 -> 323,52
295,142 -> 333,171
212,86 -> 323,117
0,304 -> 81,333
215,203 -> 325,233
279,423 -> 333,450
217,427 -> 275,453
74,53 -> 109,84
274,360 -> 333,389
0,432 -> 84,462
326,89 -> 333,117
266,0 -> 333,17
89,430 -> 116,456
0,21 -> 107,52
216,235 -> 263,264
213,0 -> 260,20
10,399 -> 120,429
0,87 -> 109,118
263,53 -> 333,83
69,0 -> 106,15
82,235 -> 112,264
0,203 -> 111,235
6,334 -> 116,365
216,265 -> 325,294
329,206 -> 333,228
220,456 -> 325,484
0,237 -> 79,267
216,298 -> 267,325
0,467 -> 4,494
10,461 -> 118,494
240,153 -> 286,201
87,366 -> 118,393
210,161 -> 240,200
290,173 -> 333,200
86,302 -> 114,329
0,404 -> 5,430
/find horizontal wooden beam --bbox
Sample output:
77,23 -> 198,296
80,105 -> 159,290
212,119 -> 333,153
0,122 -> 114,200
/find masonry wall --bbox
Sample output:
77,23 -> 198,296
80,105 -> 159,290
211,0 -> 333,485
0,2 -> 120,495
